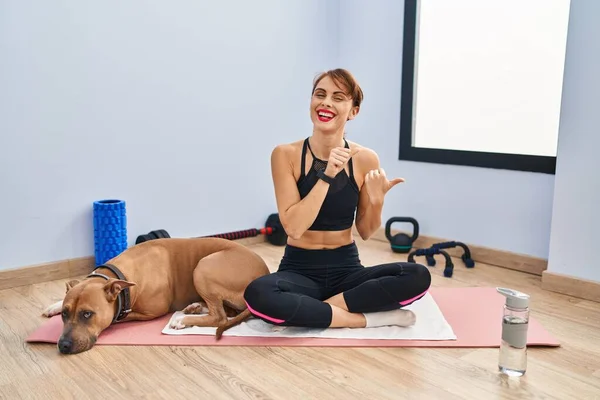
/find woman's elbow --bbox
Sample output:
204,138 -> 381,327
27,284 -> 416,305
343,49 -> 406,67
284,225 -> 304,241
358,228 -> 372,241
356,222 -> 375,241
288,232 -> 303,241
278,215 -> 303,241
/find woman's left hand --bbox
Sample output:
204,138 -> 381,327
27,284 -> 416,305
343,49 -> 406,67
364,168 -> 404,205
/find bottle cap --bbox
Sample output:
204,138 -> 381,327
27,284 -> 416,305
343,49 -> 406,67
496,287 -> 530,309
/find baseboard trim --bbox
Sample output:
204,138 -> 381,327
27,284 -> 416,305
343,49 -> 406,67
0,229 -> 548,290
0,235 -> 266,290
0,256 -> 95,291
365,227 -> 548,276
541,271 -> 600,303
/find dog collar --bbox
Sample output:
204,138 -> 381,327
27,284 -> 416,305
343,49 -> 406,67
86,263 -> 132,323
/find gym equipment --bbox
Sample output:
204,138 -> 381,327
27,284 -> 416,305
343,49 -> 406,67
135,213 -> 287,246
385,217 -> 419,253
93,199 -> 128,266
408,247 -> 454,278
430,241 -> 475,268
134,229 -> 169,244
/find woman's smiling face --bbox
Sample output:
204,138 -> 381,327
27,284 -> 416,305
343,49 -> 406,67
310,75 -> 359,134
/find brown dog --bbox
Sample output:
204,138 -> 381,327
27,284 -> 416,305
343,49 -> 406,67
42,237 -> 270,354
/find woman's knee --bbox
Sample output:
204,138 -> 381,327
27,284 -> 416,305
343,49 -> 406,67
243,275 -> 274,309
405,262 -> 431,291
392,262 -> 431,297
243,276 -> 287,324
369,261 -> 431,293
414,262 -> 432,288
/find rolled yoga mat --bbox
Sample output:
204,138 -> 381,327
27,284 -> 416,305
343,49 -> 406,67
26,287 -> 560,348
93,199 -> 127,265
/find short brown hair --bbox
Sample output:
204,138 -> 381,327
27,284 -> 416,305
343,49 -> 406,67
312,68 -> 364,108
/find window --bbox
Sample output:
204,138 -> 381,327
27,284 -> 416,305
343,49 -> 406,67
399,0 -> 571,174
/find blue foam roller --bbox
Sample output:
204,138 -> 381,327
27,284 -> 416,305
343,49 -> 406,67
93,199 -> 128,266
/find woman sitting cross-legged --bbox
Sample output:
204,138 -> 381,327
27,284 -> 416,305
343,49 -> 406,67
243,68 -> 431,329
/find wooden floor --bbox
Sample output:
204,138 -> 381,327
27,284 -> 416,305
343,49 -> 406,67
1,237 -> 599,399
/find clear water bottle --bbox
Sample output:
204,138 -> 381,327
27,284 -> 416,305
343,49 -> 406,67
497,287 -> 530,377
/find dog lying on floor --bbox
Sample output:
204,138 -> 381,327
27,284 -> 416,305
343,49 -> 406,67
42,237 -> 270,354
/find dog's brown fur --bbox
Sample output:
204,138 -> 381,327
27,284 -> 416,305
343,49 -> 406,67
42,237 -> 270,354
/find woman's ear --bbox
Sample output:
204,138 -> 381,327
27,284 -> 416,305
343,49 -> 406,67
347,106 -> 360,121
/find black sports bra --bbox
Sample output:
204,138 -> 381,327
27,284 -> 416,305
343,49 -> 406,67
296,138 -> 359,231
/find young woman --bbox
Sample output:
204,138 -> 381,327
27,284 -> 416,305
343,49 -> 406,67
243,69 -> 431,329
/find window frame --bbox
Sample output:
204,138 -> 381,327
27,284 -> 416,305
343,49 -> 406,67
398,0 -> 557,175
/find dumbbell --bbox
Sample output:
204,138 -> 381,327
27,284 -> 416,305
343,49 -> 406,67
135,213 -> 287,246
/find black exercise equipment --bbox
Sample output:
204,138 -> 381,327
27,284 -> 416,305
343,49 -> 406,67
135,213 -> 288,246
408,247 -> 454,278
430,241 -> 475,269
385,217 -> 419,253
135,229 -> 170,244
263,214 -> 287,246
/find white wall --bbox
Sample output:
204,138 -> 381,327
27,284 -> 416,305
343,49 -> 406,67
0,0 -> 339,271
4,0 -> 594,277
547,0 -> 600,282
338,0 -> 555,259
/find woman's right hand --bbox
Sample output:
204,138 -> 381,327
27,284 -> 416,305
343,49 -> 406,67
324,147 -> 361,178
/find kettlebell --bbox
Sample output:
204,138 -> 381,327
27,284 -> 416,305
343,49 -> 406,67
385,217 -> 419,253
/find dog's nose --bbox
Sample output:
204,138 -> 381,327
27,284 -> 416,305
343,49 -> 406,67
58,338 -> 73,354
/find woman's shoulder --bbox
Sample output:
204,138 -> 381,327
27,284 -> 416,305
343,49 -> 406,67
346,140 -> 380,169
272,138 -> 305,152
271,139 -> 305,164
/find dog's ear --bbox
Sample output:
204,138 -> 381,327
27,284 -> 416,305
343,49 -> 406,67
65,279 -> 80,293
103,279 -> 136,302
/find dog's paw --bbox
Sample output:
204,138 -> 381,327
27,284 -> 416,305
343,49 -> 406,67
182,302 -> 208,315
169,314 -> 188,330
42,301 -> 63,318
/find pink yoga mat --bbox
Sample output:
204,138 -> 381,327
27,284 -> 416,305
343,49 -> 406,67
25,287 -> 560,348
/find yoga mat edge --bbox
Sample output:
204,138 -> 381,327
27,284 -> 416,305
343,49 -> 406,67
25,287 -> 561,348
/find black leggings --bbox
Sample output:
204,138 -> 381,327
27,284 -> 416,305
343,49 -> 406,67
243,242 -> 431,328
